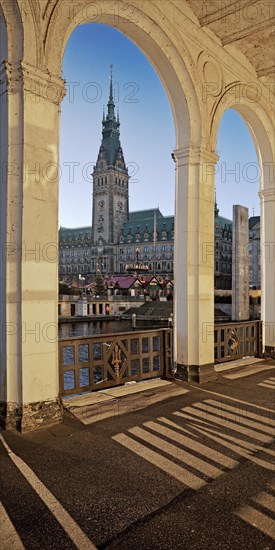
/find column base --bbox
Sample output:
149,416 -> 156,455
175,362 -> 217,384
264,346 -> 275,359
0,399 -> 63,432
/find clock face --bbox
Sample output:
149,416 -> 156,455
98,199 -> 105,209
117,201 -> 123,211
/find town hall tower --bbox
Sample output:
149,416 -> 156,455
92,66 -> 129,271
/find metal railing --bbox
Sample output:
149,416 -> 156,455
59,320 -> 262,396
214,320 -> 262,363
59,328 -> 173,397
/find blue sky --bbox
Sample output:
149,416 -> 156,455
59,24 -> 260,228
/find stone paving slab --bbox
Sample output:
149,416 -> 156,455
214,357 -> 264,372
0,361 -> 275,550
0,361 -> 275,549
65,382 -> 189,425
63,379 -> 174,408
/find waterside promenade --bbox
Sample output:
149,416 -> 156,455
1,358 -> 274,549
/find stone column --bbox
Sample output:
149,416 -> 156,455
77,297 -> 88,316
173,147 -> 218,383
0,61 -> 66,431
232,205 -> 249,321
260,189 -> 275,354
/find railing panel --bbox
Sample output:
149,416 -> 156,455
59,328 -> 173,397
214,320 -> 262,363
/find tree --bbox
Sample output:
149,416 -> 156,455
93,270 -> 106,296
59,282 -> 81,295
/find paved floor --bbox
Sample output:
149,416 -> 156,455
0,359 -> 274,549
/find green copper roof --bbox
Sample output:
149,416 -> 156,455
128,208 -> 164,223
59,226 -> 92,241
100,65 -> 121,166
215,215 -> 232,228
122,209 -> 174,241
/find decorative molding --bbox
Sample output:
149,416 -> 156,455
0,61 -> 22,96
21,62 -> 66,104
0,61 -> 66,104
197,50 -> 224,97
257,65 -> 275,78
258,188 -> 275,202
200,0 -> 258,27
222,17 -> 275,46
173,146 -> 219,166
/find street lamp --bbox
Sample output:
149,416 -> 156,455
96,255 -> 103,273
135,247 -> 140,270
78,273 -> 85,296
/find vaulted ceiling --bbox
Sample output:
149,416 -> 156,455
185,0 -> 275,80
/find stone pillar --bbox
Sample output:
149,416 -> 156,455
173,147 -> 218,383
77,297 -> 88,316
260,189 -> 275,354
232,205 -> 249,321
0,61 -> 66,431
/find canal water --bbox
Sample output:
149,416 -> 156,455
58,319 -> 133,339
58,319 -> 168,339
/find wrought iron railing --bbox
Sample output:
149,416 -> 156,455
59,328 -> 173,397
214,320 -> 262,363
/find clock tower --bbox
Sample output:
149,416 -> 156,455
92,66 -> 129,271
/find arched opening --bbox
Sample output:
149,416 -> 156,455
213,99 -> 275,354
53,9 -> 213,390
214,108 -> 261,319
59,23 -> 175,294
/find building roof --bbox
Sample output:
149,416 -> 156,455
108,276 -> 136,289
249,216 -> 260,230
59,210 -> 261,244
59,226 -> 92,241
122,208 -> 174,241
214,214 -> 232,229
100,66 -> 122,166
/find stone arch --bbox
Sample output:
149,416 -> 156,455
210,87 -> 274,191
44,3 -> 218,382
0,0 -> 23,62
43,0 -> 203,151
211,88 -> 275,352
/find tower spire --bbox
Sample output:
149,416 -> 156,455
214,189 -> 219,217
109,63 -> 113,101
106,63 -> 115,120
100,65 -> 121,164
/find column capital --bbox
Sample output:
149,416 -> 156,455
172,146 -> 219,166
22,62 -> 66,105
0,60 -> 22,96
0,61 -> 66,105
258,188 -> 275,202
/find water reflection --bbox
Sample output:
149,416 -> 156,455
59,320 -> 133,339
